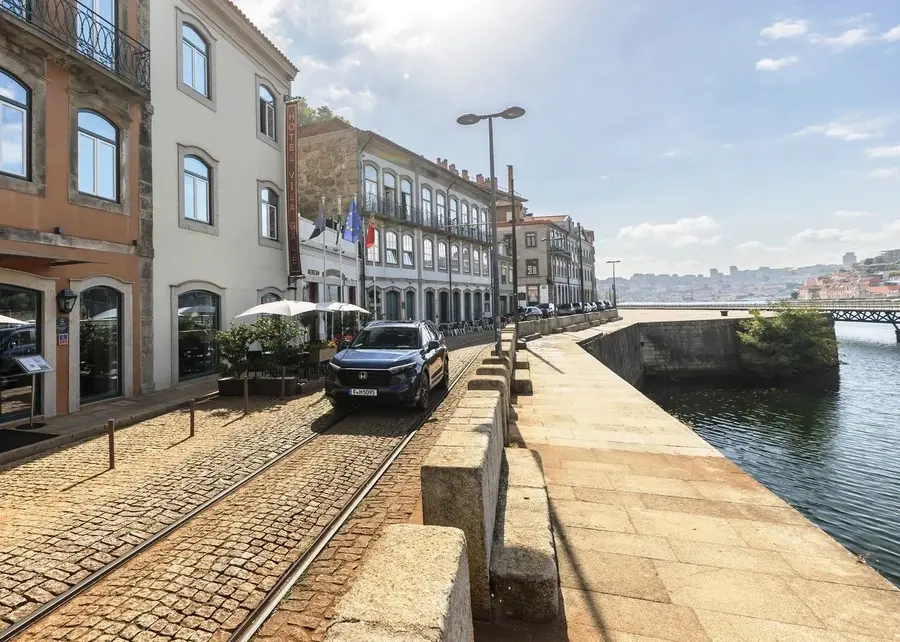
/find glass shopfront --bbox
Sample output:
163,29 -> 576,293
177,290 -> 220,380
79,287 -> 122,402
0,284 -> 41,423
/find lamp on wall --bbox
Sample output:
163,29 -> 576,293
57,288 -> 78,314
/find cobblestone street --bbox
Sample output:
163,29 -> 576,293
0,342 -> 488,639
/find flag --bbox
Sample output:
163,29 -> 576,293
309,200 -> 326,240
365,218 -> 376,249
343,198 -> 362,243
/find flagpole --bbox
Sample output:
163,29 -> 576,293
337,195 -> 343,338
372,217 -> 378,320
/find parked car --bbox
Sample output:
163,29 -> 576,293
595,301 -> 607,310
603,300 -> 613,309
537,302 -> 557,318
572,302 -> 585,314
522,306 -> 543,321
583,302 -> 596,313
325,320 -> 448,410
557,303 -> 573,316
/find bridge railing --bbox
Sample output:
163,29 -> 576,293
617,300 -> 900,311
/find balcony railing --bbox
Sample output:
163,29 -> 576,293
1,0 -> 151,93
362,194 -> 493,244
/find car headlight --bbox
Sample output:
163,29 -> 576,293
388,362 -> 417,375
328,361 -> 342,372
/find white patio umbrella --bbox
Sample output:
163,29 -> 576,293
0,314 -> 27,325
235,300 -> 318,318
316,302 -> 370,338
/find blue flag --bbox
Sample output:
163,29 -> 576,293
309,200 -> 326,240
343,198 -> 362,243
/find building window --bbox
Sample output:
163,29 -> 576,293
0,70 -> 28,179
421,186 -> 433,226
261,292 -> 281,304
177,290 -> 220,381
402,233 -> 414,267
462,248 -> 471,273
423,238 -> 434,269
525,232 -> 537,248
449,198 -> 458,229
259,85 -> 276,139
385,231 -> 399,265
260,187 -> 278,240
77,110 -> 118,201
526,259 -> 539,276
76,0 -> 116,68
400,179 -> 413,220
501,266 -> 508,284
461,202 -> 469,235
383,172 -> 396,213
483,251 -> 489,277
184,155 -> 211,223
473,249 -> 481,275
0,284 -> 41,422
366,228 -> 381,263
182,24 -> 209,97
436,193 -> 446,227
364,165 -> 379,211
438,242 -> 448,271
79,286 -> 123,403
451,244 -> 460,272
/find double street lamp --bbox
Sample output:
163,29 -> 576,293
607,259 -> 621,308
457,106 -> 526,358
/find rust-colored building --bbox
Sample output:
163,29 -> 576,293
0,0 -> 152,429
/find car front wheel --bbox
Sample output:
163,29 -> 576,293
416,373 -> 430,410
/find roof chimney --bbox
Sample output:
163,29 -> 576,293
436,157 -> 442,165
449,163 -> 457,175
476,173 -> 484,185
441,159 -> 448,169
462,169 -> 469,180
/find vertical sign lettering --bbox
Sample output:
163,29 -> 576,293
285,101 -> 302,277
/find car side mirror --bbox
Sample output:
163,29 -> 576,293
427,340 -> 440,351
339,340 -> 350,351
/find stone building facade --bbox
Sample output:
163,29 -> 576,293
0,0 -> 153,424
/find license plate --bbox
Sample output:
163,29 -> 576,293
350,389 -> 377,397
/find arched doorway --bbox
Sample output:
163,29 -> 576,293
452,291 -> 461,323
425,291 -> 436,322
177,290 -> 220,381
438,291 -> 449,323
473,292 -> 483,320
79,286 -> 122,402
367,287 -> 382,319
464,291 -> 472,322
384,290 -> 401,320
0,284 -> 41,423
404,290 -> 415,320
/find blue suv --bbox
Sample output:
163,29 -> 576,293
325,320 -> 449,410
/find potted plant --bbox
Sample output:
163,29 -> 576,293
308,338 -> 337,364
254,315 -> 301,397
215,322 -> 258,398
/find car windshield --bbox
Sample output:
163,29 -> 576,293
538,303 -> 549,309
349,326 -> 420,350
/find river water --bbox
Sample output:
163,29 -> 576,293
643,322 -> 900,587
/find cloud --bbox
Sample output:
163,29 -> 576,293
834,210 -> 874,218
885,26 -> 900,42
870,167 -> 900,179
722,143 -> 736,149
760,19 -> 808,39
736,241 -> 786,252
756,56 -> 799,71
617,216 -> 721,249
600,175 -> 611,180
793,115 -> 892,141
866,145 -> 900,158
789,221 -> 900,245
661,150 -> 685,158
809,28 -> 870,48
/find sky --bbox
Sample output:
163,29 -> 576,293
233,0 -> 900,278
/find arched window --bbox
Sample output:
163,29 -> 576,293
473,249 -> 481,275
402,233 -> 414,267
385,231 -> 399,265
400,179 -> 412,220
462,247 -> 471,273
421,186 -> 433,226
261,292 -> 281,304
451,244 -> 460,272
436,193 -> 446,228
79,286 -> 122,402
184,155 -> 212,223
383,173 -> 396,213
260,187 -> 278,240
438,242 -> 448,271
366,228 -> 381,263
461,202 -> 469,235
364,165 -> 379,211
423,238 -> 434,269
449,198 -> 458,230
0,70 -> 28,178
177,290 -> 220,380
259,85 -> 276,139
77,110 -> 118,201
182,24 -> 210,97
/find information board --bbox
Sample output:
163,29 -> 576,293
14,355 -> 54,374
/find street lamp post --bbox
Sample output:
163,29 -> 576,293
457,106 -> 525,359
607,260 -> 621,308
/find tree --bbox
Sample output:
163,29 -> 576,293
295,97 -> 348,125
215,322 -> 258,379
737,305 -> 838,378
790,291 -> 800,300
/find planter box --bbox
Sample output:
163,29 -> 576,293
218,377 -> 300,396
218,377 -> 247,396
310,347 -> 336,362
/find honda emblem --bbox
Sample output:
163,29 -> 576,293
358,371 -> 368,380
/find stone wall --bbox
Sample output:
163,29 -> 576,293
293,128 -> 359,221
579,323 -> 643,386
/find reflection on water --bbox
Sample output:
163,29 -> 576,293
644,322 -> 900,587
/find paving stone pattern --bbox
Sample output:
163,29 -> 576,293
3,344 -> 487,640
252,345 -> 491,642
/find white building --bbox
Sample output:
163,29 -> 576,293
149,0 -> 297,390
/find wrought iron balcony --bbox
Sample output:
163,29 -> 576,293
362,194 -> 493,244
0,0 -> 151,94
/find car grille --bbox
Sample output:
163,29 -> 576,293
338,369 -> 394,387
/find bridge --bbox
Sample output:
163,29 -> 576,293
617,300 -> 900,339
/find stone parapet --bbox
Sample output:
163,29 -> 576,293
323,524 -> 474,642
517,309 -> 618,338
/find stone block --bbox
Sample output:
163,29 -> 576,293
468,375 -> 510,433
476,365 -> 508,379
324,524 -> 474,642
512,369 -> 533,395
491,449 -> 559,623
516,339 -> 527,350
514,353 -> 530,371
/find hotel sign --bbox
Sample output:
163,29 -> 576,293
285,100 -> 302,277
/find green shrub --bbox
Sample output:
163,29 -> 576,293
737,305 -> 838,377
215,322 -> 258,379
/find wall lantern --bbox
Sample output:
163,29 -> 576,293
57,288 -> 79,314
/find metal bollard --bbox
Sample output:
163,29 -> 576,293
107,419 -> 115,470
243,377 -> 249,415
189,400 -> 195,438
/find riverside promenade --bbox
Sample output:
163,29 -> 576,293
483,312 -> 900,641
